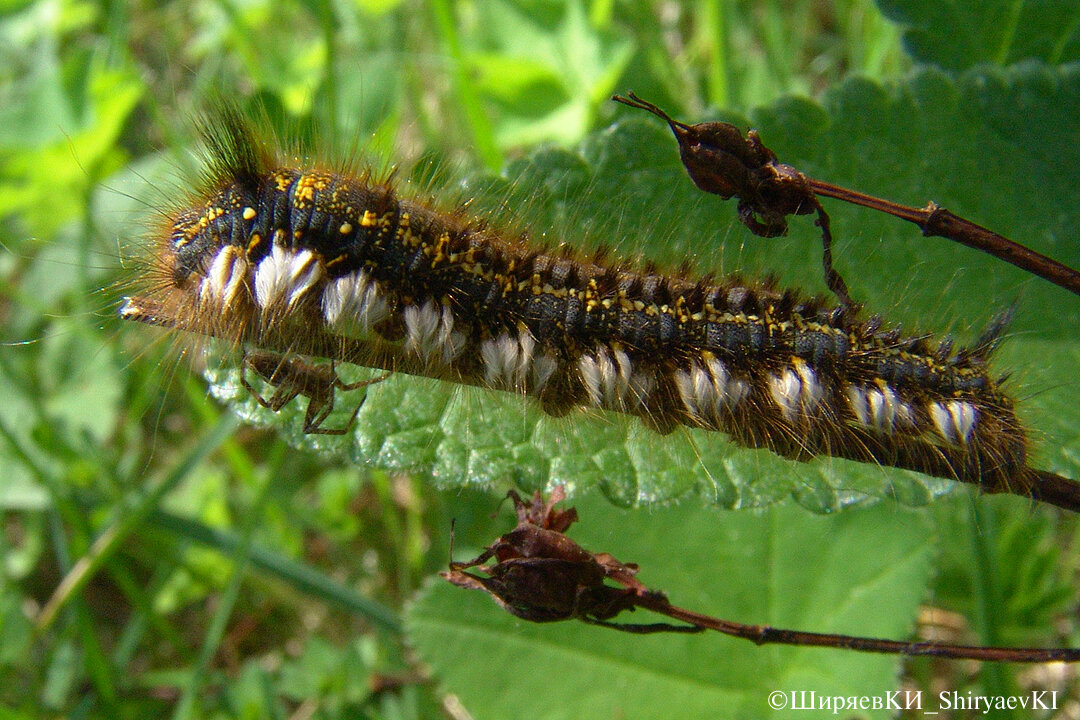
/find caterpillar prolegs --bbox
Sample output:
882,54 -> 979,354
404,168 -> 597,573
119,107 -> 1080,512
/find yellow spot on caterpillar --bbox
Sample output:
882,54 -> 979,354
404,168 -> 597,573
200,207 -> 224,228
247,233 -> 262,253
360,210 -> 377,227
325,254 -> 347,269
273,172 -> 292,192
339,222 -> 353,235
398,224 -> 420,248
242,207 -> 256,221
431,232 -> 450,263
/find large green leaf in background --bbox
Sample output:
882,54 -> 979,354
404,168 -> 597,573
407,495 -> 937,720
211,61 -> 1080,511
877,0 -> 1080,68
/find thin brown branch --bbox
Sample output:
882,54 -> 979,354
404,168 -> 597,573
446,489 -> 1080,663
809,180 -> 1080,298
631,594 -> 1080,663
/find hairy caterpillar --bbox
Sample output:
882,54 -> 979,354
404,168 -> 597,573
119,106 -> 1080,512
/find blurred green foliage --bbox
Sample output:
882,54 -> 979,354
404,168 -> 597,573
1,1 -> 1078,719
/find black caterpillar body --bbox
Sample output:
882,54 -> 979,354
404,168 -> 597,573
123,109 -> 1034,500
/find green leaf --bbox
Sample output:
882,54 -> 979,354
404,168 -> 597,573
877,0 -> 1080,68
464,0 -> 635,147
0,48 -> 142,237
185,2 -> 327,117
407,496 -> 937,720
39,319 -> 123,446
0,592 -> 34,667
209,62 -> 1080,512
